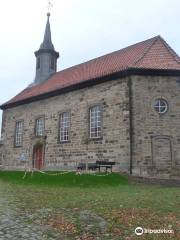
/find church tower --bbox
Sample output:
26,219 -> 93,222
34,13 -> 59,84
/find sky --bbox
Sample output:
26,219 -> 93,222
0,0 -> 180,135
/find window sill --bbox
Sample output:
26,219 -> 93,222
88,137 -> 103,141
35,135 -> 46,138
14,145 -> 23,148
58,140 -> 71,144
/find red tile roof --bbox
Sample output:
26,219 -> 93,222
1,35 -> 180,109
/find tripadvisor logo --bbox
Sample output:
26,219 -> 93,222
135,226 -> 174,236
135,227 -> 144,236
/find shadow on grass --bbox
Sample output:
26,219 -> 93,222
0,171 -> 128,187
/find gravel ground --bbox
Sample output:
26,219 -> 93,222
0,183 -> 62,240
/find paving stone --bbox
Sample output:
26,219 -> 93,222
0,186 -> 62,239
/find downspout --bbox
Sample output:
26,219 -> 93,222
128,76 -> 133,174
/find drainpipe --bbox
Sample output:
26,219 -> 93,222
128,76 -> 133,175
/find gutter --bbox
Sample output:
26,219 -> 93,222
0,70 -> 128,110
1,68 -> 180,110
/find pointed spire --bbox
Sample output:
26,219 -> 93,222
34,12 -> 59,85
40,13 -> 54,50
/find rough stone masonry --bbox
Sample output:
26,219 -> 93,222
1,75 -> 180,178
0,13 -> 180,179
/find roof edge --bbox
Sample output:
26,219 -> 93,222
133,36 -> 158,66
1,68 -> 180,110
158,36 -> 180,64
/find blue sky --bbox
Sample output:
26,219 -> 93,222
0,0 -> 180,135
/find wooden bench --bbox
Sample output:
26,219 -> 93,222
77,163 -> 98,171
96,161 -> 115,172
77,161 -> 115,172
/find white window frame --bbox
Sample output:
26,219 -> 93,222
59,112 -> 70,142
154,99 -> 168,114
15,121 -> 23,147
89,105 -> 102,139
35,117 -> 45,136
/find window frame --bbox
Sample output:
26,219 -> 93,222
58,111 -> 71,143
50,56 -> 55,70
35,116 -> 45,137
89,104 -> 103,140
14,120 -> 24,147
154,98 -> 168,114
36,57 -> 40,69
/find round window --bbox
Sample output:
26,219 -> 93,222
154,99 -> 168,114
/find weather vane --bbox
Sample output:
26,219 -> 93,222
47,0 -> 53,15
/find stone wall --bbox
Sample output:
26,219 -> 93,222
2,77 -> 130,171
131,75 -> 180,178
0,153 -> 1,165
0,141 -> 3,167
2,75 -> 180,178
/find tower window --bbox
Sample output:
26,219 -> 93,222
15,121 -> 23,147
50,56 -> 55,70
36,57 -> 40,69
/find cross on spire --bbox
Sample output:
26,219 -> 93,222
47,0 -> 53,15
34,1 -> 59,85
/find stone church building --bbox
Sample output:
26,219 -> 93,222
0,13 -> 180,178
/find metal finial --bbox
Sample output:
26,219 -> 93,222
47,1 -> 53,15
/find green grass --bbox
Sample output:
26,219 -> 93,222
0,171 -> 128,187
0,171 -> 179,239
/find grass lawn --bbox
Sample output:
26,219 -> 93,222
0,171 -> 179,239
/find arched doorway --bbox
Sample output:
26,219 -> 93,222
33,142 -> 44,169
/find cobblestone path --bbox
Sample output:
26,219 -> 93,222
0,182 -> 62,240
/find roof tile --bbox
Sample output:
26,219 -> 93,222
2,36 -> 180,108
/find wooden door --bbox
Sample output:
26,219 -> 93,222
33,146 -> 44,169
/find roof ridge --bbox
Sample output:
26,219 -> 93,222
158,36 -> 180,65
2,35 -> 180,109
132,36 -> 159,67
55,36 -> 160,75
